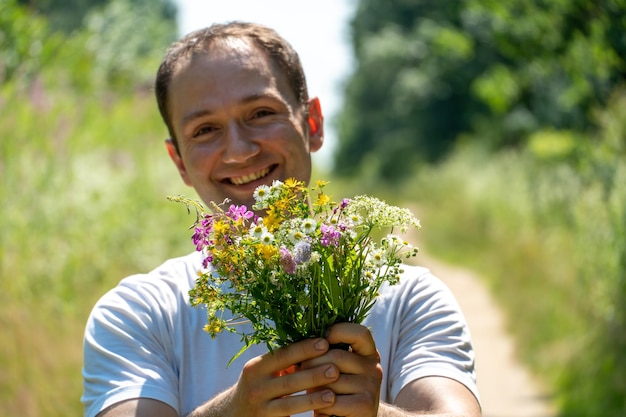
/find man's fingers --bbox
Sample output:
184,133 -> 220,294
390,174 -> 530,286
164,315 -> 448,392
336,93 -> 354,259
325,323 -> 378,357
268,389 -> 336,416
258,338 -> 330,374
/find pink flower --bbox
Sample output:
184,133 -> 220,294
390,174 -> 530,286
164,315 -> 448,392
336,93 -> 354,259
279,247 -> 296,275
227,205 -> 254,221
320,223 -> 341,247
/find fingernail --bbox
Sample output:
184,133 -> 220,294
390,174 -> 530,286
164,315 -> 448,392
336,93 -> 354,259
322,390 -> 334,403
325,366 -> 338,378
314,339 -> 327,351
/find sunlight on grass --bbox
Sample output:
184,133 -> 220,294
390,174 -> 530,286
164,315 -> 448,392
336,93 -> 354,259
0,80 -> 193,416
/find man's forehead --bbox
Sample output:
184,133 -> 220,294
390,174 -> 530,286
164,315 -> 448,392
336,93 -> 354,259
176,37 -> 266,69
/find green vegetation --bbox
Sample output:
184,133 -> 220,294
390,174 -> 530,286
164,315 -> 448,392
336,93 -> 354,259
402,89 -> 626,416
335,1 -> 626,415
2,0 -> 625,416
335,0 -> 626,180
0,1 -> 184,415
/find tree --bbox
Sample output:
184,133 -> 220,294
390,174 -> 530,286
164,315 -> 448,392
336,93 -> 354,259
334,0 -> 626,181
16,0 -> 176,35
3,0 -> 178,92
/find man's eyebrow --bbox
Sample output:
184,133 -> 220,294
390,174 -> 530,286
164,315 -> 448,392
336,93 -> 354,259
241,92 -> 283,105
182,109 -> 212,126
182,93 -> 285,125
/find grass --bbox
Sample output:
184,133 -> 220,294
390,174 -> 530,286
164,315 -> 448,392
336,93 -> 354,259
0,80 -> 193,416
404,142 -> 626,416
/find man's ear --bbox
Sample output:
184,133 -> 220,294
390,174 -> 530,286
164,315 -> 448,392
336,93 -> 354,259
307,97 -> 324,152
165,138 -> 193,186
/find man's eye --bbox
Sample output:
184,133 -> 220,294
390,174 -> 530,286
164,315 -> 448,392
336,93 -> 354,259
193,125 -> 216,138
253,109 -> 274,119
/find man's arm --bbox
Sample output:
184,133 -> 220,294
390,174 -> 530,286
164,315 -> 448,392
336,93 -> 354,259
304,323 -> 481,417
380,376 -> 481,417
96,398 -> 177,417
96,337 -> 339,417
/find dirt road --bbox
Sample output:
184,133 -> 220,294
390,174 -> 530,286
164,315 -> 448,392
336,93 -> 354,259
416,254 -> 557,417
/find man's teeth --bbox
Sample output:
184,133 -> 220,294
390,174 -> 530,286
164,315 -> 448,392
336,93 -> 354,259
230,167 -> 270,185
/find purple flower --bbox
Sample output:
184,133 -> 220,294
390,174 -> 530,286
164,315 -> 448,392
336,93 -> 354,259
320,223 -> 341,247
202,254 -> 213,269
192,215 -> 213,251
334,198 -> 351,215
293,241 -> 312,264
227,205 -> 254,221
279,246 -> 296,275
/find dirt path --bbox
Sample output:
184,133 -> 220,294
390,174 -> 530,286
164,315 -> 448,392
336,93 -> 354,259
414,253 -> 557,417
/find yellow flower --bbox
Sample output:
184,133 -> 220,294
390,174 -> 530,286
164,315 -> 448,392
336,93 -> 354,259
315,179 -> 329,189
205,317 -> 227,337
213,220 -> 229,234
263,210 -> 281,232
315,193 -> 331,208
257,244 -> 278,261
284,177 -> 302,189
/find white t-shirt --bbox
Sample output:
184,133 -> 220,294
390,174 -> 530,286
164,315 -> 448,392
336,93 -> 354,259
82,251 -> 478,417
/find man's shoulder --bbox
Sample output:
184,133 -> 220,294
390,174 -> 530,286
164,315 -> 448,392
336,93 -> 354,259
376,263 -> 458,307
94,251 -> 203,309
380,263 -> 436,293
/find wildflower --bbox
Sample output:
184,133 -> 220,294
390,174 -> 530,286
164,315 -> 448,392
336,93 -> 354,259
279,247 -> 296,274
260,231 -> 274,245
301,218 -> 317,235
320,223 -> 341,247
315,193 -> 331,208
293,241 -> 312,264
363,270 -> 375,282
270,180 -> 284,194
253,185 -> 271,204
257,244 -> 277,262
288,229 -> 306,244
369,249 -> 386,266
227,204 -> 253,221
249,223 -> 266,239
310,251 -> 321,263
348,213 -> 363,226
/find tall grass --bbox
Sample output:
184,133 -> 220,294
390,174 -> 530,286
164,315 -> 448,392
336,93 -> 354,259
0,78 -> 194,416
405,93 -> 626,416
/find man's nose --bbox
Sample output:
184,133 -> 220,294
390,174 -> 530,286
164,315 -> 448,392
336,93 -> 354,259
222,123 -> 261,163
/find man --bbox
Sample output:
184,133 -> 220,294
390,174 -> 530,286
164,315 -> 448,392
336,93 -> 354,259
82,22 -> 481,417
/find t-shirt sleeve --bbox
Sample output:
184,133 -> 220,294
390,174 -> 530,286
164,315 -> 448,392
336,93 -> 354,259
82,275 -> 180,417
388,270 -> 479,404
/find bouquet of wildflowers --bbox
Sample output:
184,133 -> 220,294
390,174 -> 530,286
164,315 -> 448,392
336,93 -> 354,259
170,179 -> 420,363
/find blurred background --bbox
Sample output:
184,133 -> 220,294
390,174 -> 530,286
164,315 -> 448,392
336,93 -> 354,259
1,0 -> 625,416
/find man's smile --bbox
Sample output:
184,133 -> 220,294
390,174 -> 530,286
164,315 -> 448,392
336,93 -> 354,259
228,165 -> 274,185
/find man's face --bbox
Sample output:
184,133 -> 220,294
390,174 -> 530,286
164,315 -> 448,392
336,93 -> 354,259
166,39 -> 323,209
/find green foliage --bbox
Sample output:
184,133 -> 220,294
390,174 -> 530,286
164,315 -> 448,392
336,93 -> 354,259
0,2 -> 182,415
0,82 -> 193,416
0,0 -> 62,82
81,0 -> 178,89
408,90 -> 626,416
335,0 -> 626,180
17,0 -> 177,35
4,0 -> 177,91
17,0 -> 109,33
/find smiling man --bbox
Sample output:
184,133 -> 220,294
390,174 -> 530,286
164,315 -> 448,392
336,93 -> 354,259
82,22 -> 481,417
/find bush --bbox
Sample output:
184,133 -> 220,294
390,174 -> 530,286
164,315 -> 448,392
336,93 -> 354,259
408,89 -> 626,416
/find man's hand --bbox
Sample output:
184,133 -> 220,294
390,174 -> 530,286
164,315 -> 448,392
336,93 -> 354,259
221,336 -> 340,416
301,323 -> 384,417
97,337 -> 341,417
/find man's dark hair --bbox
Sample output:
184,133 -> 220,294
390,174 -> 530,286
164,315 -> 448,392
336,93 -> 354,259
155,21 -> 309,151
